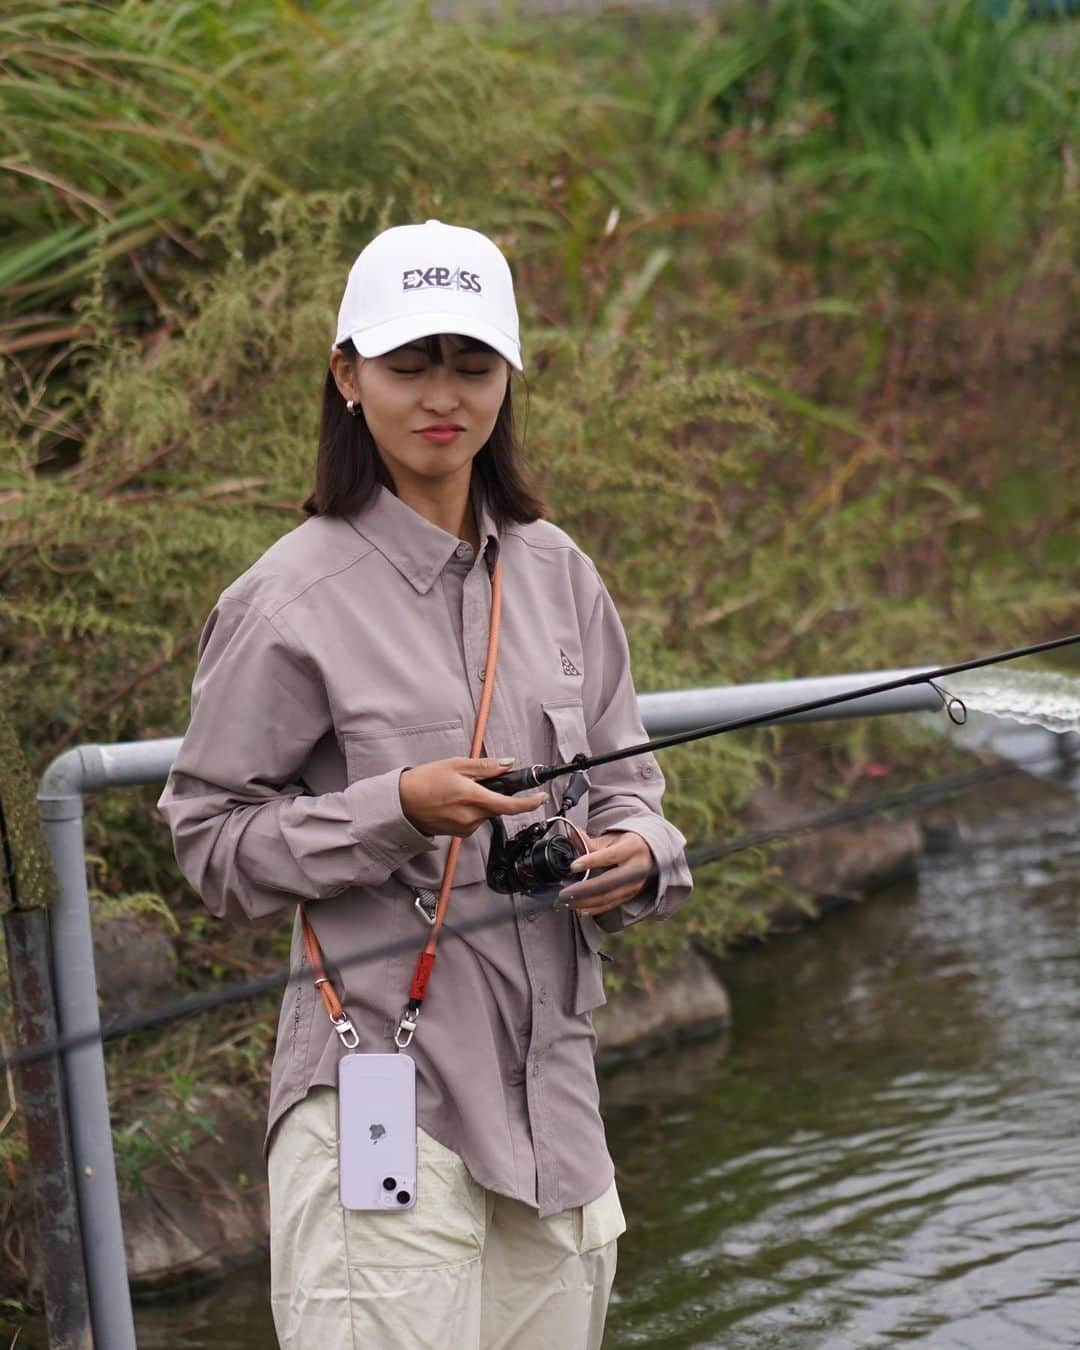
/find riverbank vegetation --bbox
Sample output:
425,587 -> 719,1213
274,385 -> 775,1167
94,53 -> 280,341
1,0 -> 1077,1303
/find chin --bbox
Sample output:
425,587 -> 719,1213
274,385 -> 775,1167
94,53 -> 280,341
401,451 -> 479,478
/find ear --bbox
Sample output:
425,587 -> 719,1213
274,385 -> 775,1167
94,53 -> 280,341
329,347 -> 362,404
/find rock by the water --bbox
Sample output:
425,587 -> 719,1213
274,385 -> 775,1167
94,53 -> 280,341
92,914 -> 178,1022
746,782 -> 922,908
120,1087 -> 268,1291
593,945 -> 731,1065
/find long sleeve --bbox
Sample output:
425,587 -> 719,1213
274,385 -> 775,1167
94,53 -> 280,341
580,574 -> 693,933
157,597 -> 436,926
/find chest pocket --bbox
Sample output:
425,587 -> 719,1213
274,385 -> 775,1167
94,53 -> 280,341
542,699 -> 607,1014
342,718 -> 489,891
541,698 -> 592,841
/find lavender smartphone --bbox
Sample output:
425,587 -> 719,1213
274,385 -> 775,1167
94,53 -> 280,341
338,1052 -> 417,1211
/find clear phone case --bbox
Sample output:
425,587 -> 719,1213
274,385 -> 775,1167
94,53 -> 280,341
338,1051 -> 417,1211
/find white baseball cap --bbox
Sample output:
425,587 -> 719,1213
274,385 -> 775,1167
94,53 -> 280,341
333,219 -> 523,372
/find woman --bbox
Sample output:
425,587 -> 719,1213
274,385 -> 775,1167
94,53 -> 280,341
158,218 -> 693,1350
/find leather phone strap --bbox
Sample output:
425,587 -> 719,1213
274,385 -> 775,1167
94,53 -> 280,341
301,549 -> 504,1049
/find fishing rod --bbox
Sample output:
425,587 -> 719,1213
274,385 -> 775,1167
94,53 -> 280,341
478,631 -> 1080,895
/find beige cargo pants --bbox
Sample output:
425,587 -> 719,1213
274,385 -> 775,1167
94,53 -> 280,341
268,1086 -> 626,1350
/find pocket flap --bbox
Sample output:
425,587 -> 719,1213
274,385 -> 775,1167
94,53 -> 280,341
541,699 -> 588,761
541,699 -> 591,838
342,718 -> 466,770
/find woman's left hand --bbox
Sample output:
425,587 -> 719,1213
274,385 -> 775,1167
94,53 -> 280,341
557,830 -> 657,916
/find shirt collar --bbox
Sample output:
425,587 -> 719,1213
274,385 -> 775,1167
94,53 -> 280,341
344,482 -> 500,595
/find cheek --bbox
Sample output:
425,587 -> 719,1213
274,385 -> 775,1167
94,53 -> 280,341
359,381 -> 413,430
471,378 -> 508,422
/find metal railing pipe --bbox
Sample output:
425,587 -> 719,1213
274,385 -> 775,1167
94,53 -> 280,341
37,752 -> 137,1350
638,668 -> 941,735
72,739 -> 183,793
60,673 -> 942,790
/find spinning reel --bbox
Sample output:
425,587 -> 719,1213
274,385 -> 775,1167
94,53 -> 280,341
485,769 -> 592,896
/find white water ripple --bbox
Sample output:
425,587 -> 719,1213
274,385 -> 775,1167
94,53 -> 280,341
937,669 -> 1080,735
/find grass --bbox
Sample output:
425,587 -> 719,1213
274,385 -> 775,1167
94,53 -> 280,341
0,0 -> 577,353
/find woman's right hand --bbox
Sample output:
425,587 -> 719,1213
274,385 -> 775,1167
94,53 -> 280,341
398,758 -> 546,838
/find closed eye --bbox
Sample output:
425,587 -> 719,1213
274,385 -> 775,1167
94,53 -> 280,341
389,365 -> 494,377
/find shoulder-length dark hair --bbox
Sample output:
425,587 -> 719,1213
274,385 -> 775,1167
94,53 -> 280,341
302,335 -> 545,528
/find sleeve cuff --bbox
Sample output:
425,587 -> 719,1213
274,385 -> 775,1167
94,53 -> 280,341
590,816 -> 677,933
343,767 -> 438,872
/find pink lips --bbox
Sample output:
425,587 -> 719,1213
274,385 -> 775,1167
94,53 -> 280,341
416,426 -> 463,444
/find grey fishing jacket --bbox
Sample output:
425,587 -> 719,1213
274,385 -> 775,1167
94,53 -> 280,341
158,482 -> 693,1217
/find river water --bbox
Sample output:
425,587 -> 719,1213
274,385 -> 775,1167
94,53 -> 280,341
12,764 -> 1080,1348
600,780 -> 1080,1348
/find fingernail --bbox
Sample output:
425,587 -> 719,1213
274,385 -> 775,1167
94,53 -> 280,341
497,757 -> 514,765
569,859 -> 585,872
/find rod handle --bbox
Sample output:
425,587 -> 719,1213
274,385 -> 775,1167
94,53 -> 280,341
478,766 -> 544,796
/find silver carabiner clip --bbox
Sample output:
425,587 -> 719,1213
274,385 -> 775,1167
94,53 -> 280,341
394,1007 -> 418,1050
413,891 -> 437,926
330,1012 -> 360,1050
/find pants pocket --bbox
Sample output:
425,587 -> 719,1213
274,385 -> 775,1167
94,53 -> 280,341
578,1178 -> 627,1253
343,1125 -> 486,1270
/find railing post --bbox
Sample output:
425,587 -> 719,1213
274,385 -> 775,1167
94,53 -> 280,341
38,749 -> 137,1350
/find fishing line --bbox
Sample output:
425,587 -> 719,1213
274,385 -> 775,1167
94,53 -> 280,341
2,743 -> 1070,1075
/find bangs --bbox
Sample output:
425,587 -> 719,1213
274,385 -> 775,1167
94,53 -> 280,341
409,334 -> 497,361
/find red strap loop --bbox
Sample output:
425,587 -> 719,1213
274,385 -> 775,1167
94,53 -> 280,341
408,951 -> 437,1003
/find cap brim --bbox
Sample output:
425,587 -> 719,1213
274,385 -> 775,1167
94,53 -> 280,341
344,312 -> 523,372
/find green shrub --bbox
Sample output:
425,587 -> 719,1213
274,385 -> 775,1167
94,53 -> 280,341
518,0 -> 1076,294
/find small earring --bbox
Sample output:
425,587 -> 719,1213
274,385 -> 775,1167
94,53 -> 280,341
346,399 -> 360,418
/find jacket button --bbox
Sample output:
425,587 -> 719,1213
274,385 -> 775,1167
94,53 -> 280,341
478,666 -> 486,680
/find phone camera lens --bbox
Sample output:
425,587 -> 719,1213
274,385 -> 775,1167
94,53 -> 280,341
396,1190 -> 411,1205
382,1177 -> 396,1191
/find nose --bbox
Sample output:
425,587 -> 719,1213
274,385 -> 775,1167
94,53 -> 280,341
419,364 -> 462,416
